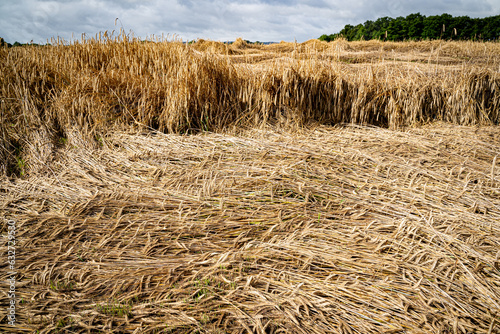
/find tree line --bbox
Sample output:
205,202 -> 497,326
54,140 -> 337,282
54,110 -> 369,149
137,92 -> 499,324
0,37 -> 44,47
319,13 -> 500,42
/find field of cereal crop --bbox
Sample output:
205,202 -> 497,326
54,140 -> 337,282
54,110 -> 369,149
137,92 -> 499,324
1,36 -> 499,333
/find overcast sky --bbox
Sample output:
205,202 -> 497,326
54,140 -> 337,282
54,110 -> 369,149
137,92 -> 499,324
1,0 -> 499,44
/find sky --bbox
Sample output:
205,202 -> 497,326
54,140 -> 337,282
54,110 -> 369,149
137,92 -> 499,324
0,0 -> 499,44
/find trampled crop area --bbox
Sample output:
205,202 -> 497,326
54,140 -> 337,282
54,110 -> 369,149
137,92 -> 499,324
1,37 -> 499,333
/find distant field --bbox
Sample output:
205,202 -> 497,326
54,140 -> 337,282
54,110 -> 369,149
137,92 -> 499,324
0,37 -> 499,333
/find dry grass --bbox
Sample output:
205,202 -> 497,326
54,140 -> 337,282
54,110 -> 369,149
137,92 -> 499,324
1,36 -> 499,175
1,36 -> 500,333
1,123 -> 500,333
191,39 -> 237,55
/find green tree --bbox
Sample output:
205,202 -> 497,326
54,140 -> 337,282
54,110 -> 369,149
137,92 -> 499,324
319,34 -> 337,42
354,24 -> 366,40
372,17 -> 393,40
453,16 -> 473,40
339,24 -> 356,41
406,13 -> 424,40
482,16 -> 500,40
319,14 -> 500,41
363,20 -> 375,40
472,19 -> 483,39
388,16 -> 409,41
318,34 -> 329,42
422,15 -> 441,39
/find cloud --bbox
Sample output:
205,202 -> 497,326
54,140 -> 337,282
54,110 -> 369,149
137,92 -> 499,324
0,0 -> 497,44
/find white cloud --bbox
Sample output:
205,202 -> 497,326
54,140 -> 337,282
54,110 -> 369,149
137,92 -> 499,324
0,0 -> 496,43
